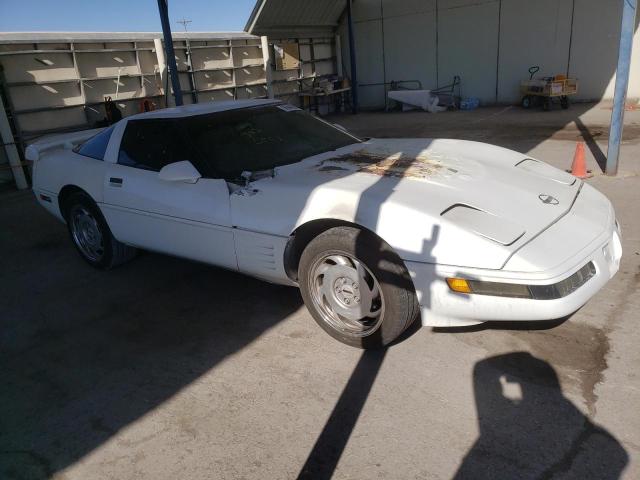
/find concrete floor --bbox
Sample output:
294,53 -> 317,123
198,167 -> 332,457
1,102 -> 639,479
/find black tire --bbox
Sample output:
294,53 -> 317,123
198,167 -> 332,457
521,95 -> 532,109
542,97 -> 551,111
560,95 -> 569,109
63,191 -> 136,269
298,226 -> 419,349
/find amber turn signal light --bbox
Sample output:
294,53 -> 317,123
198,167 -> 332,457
446,277 -> 472,294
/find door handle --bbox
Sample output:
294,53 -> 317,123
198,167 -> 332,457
109,177 -> 123,187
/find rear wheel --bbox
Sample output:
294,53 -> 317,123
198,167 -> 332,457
298,227 -> 419,348
521,95 -> 532,109
560,95 -> 569,109
64,192 -> 136,269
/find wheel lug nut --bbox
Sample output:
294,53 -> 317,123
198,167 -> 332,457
345,298 -> 350,304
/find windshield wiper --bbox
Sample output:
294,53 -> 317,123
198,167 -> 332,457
240,168 -> 275,186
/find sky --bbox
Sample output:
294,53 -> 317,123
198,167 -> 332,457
0,0 -> 257,32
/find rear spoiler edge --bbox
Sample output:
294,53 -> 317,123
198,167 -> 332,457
25,128 -> 105,162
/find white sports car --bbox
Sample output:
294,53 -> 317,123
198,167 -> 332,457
29,99 -> 621,348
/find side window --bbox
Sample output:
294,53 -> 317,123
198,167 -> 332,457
74,126 -> 114,160
118,120 -> 191,171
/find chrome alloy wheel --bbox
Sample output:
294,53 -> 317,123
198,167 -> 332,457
69,205 -> 105,262
308,252 -> 385,337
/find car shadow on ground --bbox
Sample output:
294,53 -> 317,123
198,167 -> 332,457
0,227 -> 302,478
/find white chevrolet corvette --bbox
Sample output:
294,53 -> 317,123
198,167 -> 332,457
29,99 -> 621,348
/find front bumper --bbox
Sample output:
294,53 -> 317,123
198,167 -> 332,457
406,190 -> 622,328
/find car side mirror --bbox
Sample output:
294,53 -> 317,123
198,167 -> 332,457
158,161 -> 201,184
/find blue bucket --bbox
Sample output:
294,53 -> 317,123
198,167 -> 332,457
460,97 -> 480,110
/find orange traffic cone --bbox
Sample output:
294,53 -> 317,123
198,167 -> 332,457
567,142 -> 593,179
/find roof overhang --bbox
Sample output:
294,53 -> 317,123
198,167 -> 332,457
245,0 -> 346,37
0,31 -> 258,44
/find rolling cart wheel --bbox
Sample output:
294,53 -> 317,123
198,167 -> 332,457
543,98 -> 551,111
521,96 -> 532,109
561,95 -> 569,109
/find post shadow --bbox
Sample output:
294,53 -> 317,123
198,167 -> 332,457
574,117 -> 608,173
454,352 -> 628,480
297,349 -> 387,480
298,146 -> 440,478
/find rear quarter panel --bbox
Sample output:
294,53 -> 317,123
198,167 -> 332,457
33,148 -> 107,220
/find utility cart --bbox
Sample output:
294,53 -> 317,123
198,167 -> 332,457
520,66 -> 578,111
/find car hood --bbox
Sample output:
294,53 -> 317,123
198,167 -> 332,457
230,138 -> 581,270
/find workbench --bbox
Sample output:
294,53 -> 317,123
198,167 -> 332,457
298,87 -> 351,115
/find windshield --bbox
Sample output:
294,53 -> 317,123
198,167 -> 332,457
183,104 -> 360,179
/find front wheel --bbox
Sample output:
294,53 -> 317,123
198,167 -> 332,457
298,227 -> 419,348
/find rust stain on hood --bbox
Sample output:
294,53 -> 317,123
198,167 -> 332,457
326,150 -> 449,178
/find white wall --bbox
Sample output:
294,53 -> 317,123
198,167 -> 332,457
341,0 -> 640,108
569,0 -> 640,100
439,0 -> 500,103
349,0 -> 385,107
382,0 -> 437,94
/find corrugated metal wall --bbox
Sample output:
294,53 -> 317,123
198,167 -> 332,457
269,36 -> 338,103
0,33 -> 267,152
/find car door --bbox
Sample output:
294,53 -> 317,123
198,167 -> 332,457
101,118 -> 237,270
